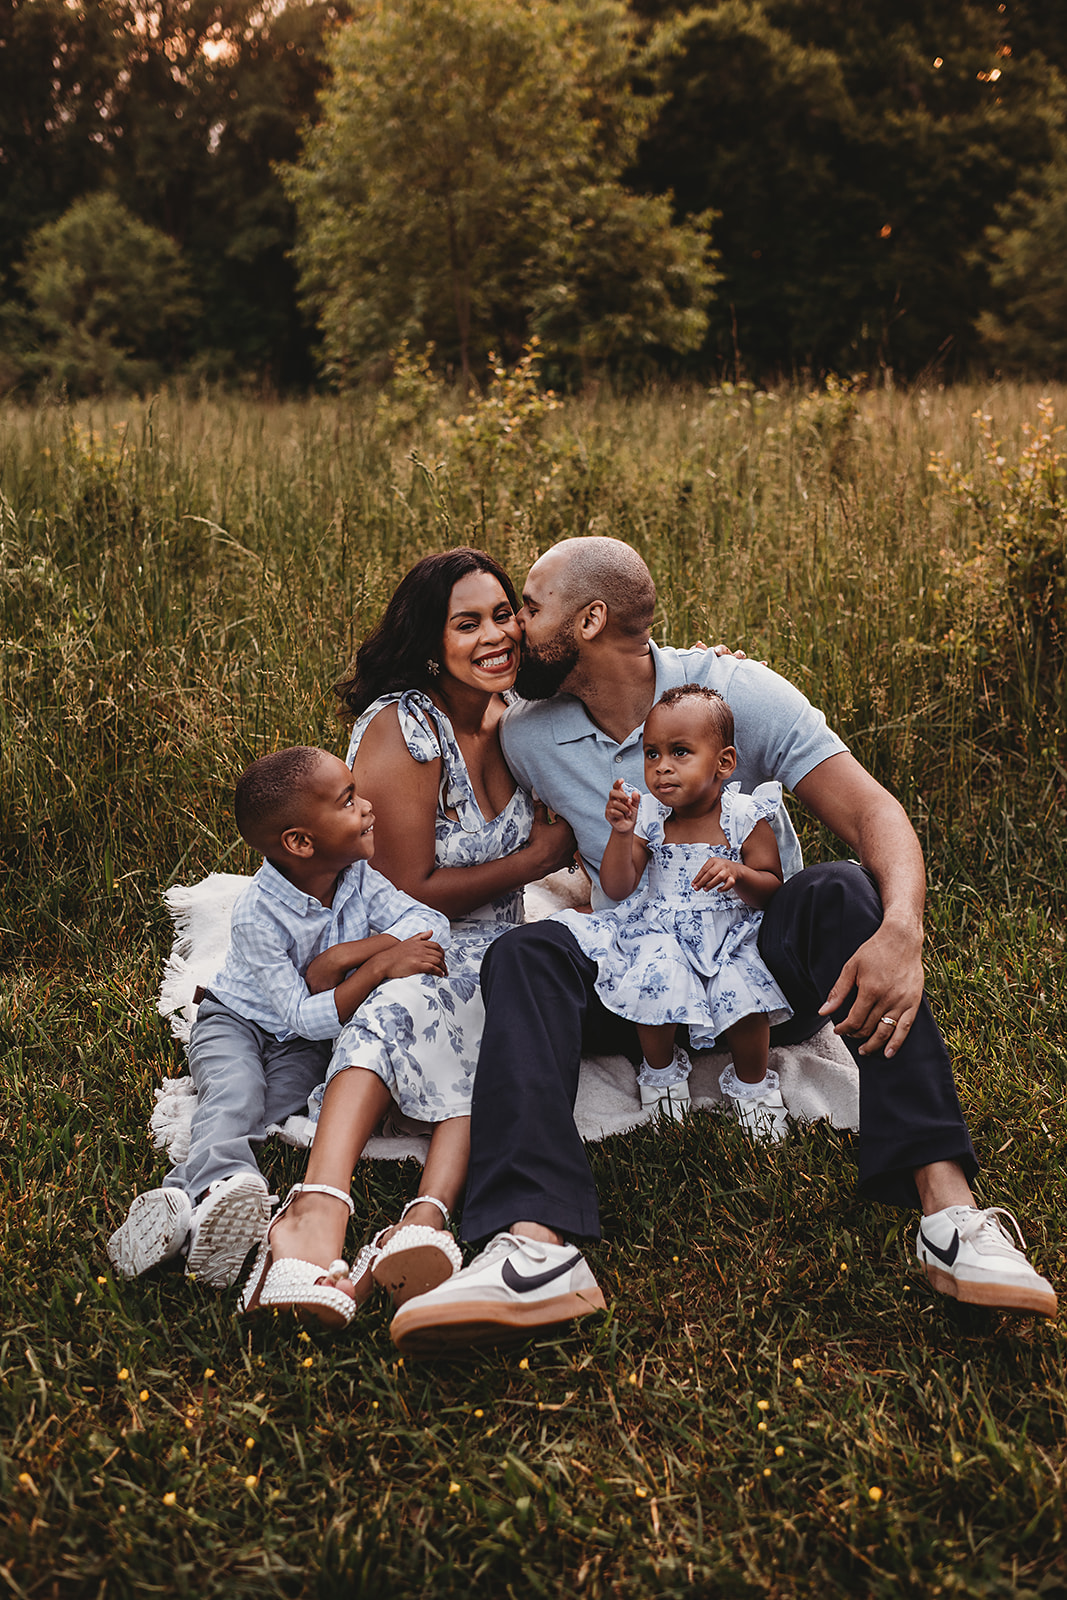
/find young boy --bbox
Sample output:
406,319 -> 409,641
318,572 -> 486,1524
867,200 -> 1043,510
108,745 -> 450,1289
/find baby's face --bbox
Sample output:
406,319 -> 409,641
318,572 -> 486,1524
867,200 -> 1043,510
642,703 -> 732,815
300,752 -> 376,867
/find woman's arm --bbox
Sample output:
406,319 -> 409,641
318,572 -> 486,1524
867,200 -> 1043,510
351,706 -> 577,919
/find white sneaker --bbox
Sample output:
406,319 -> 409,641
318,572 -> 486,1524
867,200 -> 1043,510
108,1188 -> 193,1277
186,1173 -> 273,1290
916,1205 -> 1057,1316
390,1231 -> 607,1357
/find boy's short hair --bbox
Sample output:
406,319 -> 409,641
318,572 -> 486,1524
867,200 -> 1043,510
234,746 -> 325,843
652,683 -> 735,745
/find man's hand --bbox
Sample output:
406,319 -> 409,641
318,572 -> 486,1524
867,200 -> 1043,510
818,918 -> 925,1058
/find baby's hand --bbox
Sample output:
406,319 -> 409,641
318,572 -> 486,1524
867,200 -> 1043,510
605,779 -> 640,833
691,856 -> 738,894
380,931 -> 448,981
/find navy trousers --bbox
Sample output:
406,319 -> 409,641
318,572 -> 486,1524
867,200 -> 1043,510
462,861 -> 977,1242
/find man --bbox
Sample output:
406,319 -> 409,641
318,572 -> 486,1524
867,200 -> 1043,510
390,537 -> 1055,1354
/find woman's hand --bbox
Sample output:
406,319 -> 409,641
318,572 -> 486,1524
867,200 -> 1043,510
522,801 -> 578,877
605,780 -> 639,834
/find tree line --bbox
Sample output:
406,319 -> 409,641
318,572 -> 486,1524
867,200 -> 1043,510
1,0 -> 1064,393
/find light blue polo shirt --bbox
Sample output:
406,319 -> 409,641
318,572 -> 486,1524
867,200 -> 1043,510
501,643 -> 848,909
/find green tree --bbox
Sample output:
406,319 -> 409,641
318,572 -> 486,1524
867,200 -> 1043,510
978,137 -> 1067,376
286,0 -> 716,384
633,0 -> 1064,376
17,192 -> 197,393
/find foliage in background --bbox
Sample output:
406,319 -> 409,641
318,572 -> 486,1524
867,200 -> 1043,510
979,136 -> 1067,378
284,0 -> 717,384
633,0 -> 1065,378
13,193 -> 199,395
2,379 -> 1066,1594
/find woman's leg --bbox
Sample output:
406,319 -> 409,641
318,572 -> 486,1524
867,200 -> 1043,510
269,1066 -> 391,1275
385,1116 -> 470,1236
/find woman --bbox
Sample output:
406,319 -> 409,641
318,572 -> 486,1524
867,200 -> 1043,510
241,549 -> 577,1327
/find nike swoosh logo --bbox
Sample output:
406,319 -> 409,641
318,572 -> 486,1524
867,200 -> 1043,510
919,1228 -> 960,1267
501,1253 -> 583,1293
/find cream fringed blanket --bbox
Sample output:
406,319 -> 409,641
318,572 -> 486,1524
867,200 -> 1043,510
152,872 -> 860,1165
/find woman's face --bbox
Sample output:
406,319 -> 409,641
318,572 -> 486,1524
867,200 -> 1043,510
438,570 -> 522,694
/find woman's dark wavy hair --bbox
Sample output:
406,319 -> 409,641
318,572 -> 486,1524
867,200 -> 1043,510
335,547 -> 520,719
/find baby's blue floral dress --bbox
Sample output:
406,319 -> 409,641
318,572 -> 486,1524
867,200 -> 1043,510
312,691 -> 534,1123
552,782 -> 792,1050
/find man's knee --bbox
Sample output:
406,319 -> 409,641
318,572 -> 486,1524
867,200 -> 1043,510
481,919 -> 586,988
766,860 -> 883,941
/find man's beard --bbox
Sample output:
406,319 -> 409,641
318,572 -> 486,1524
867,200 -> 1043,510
513,631 -> 580,700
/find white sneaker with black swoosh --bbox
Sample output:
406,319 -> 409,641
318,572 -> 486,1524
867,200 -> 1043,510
916,1205 -> 1057,1316
389,1231 -> 607,1356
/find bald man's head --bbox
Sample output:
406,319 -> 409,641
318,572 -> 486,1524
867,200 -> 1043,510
541,537 -> 656,638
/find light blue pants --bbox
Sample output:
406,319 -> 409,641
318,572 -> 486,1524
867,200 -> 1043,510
163,996 -> 331,1202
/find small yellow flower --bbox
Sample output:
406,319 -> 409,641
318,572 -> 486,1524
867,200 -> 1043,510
18,1473 -> 32,1487
774,1445 -> 785,1457
518,1358 -> 529,1370
302,1357 -> 313,1369
635,1486 -> 648,1498
448,1481 -> 461,1495
756,1400 -> 770,1411
473,1408 -> 484,1418
118,1504 -> 126,1514
244,1475 -> 258,1489
628,1373 -> 638,1386
97,1276 -> 107,1285
952,1450 -> 963,1464
839,1262 -> 848,1273
372,1401 -> 379,1410
162,1492 -> 177,1506
204,1369 -> 215,1379
792,1358 -> 803,1369
757,1421 -> 767,1432
118,1368 -> 129,1381
180,1447 -> 189,1459
763,1467 -> 772,1477
868,1486 -> 883,1503
795,1377 -> 804,1388
298,1331 -> 310,1343
139,1390 -> 149,1402
672,1256 -> 679,1263
245,1437 -> 256,1450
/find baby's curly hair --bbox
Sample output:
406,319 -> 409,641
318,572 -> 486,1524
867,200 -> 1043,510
652,683 -> 734,745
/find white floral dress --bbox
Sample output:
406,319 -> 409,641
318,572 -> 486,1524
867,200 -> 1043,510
312,691 -> 534,1123
552,782 -> 792,1049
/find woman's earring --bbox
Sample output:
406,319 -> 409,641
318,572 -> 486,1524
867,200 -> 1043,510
426,658 -> 440,678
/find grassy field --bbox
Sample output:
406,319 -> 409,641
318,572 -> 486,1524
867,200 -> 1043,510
2,373 -> 1066,1597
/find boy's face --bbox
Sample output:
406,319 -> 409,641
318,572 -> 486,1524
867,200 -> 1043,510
642,702 -> 736,817
292,752 -> 376,868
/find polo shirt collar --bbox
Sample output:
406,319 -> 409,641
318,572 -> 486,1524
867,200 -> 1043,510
544,641 -> 685,746
257,856 -> 357,915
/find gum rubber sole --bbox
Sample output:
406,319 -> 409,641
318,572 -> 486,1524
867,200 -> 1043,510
924,1263 -> 1058,1317
390,1287 -> 608,1357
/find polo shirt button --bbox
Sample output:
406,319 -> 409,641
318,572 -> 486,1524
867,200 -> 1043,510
614,754 -> 623,763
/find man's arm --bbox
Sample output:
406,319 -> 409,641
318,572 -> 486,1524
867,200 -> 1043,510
792,751 -> 925,1059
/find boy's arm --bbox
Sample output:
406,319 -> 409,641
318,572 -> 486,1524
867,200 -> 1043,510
305,934 -> 398,996
330,932 -> 448,1025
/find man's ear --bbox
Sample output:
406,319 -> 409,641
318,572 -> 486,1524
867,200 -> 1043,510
578,599 -> 608,641
279,826 -> 315,860
718,745 -> 738,777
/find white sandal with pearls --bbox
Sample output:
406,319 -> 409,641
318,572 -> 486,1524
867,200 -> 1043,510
240,1183 -> 361,1330
371,1195 -> 463,1307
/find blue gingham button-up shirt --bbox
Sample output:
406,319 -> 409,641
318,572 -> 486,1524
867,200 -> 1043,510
208,858 -> 451,1041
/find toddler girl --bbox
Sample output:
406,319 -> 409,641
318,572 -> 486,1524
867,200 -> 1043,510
553,683 -> 793,1140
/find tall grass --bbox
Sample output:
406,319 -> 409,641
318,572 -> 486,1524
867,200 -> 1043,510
1,379 -> 1065,1597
